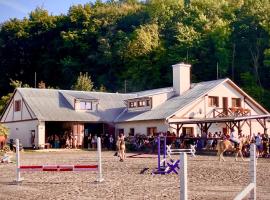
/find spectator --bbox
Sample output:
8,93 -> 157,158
255,132 -> 263,157
109,135 -> 114,150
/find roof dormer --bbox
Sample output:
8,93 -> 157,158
127,97 -> 152,111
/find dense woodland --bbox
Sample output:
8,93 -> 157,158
1,0 -> 270,113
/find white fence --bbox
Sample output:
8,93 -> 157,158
179,144 -> 256,200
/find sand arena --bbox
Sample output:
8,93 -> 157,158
0,150 -> 270,200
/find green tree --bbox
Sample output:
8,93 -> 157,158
72,72 -> 94,91
0,123 -> 9,137
0,79 -> 30,114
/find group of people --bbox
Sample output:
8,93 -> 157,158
86,134 -> 115,150
122,129 -> 270,158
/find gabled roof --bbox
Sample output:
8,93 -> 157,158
16,88 -> 135,122
114,79 -> 227,122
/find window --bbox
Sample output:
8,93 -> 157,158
129,101 -> 136,108
137,100 -> 145,107
182,127 -> 194,137
129,128 -> 135,136
208,96 -> 219,107
146,99 -> 151,106
147,127 -> 157,136
80,101 -> 92,110
15,100 -> 21,112
232,98 -> 241,107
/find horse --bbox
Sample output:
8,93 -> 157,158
117,138 -> 126,162
216,137 -> 249,161
0,135 -> 7,150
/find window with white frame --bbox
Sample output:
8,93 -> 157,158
137,100 -> 145,107
79,101 -> 92,110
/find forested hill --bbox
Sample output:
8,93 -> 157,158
1,0 -> 270,110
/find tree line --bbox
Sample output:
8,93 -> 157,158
1,0 -> 270,113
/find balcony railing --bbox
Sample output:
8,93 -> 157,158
212,107 -> 251,118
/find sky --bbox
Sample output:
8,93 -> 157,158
0,0 -> 97,23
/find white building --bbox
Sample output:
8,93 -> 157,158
1,63 -> 269,148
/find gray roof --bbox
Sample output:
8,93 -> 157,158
18,88 -> 135,122
129,87 -> 174,99
15,78 -> 227,123
114,79 -> 227,122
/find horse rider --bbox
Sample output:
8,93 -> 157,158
230,128 -> 240,148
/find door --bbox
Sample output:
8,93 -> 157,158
222,97 -> 228,115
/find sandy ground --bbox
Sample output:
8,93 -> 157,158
0,150 -> 269,200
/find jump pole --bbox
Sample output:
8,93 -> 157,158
157,136 -> 161,172
180,153 -> 187,200
157,135 -> 167,173
16,139 -> 23,182
234,144 -> 256,200
96,137 -> 104,182
15,137 -> 104,183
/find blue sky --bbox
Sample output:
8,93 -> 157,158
0,0 -> 97,23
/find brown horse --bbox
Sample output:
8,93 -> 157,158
216,137 -> 248,161
117,138 -> 126,162
0,135 -> 7,150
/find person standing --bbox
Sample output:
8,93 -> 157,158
92,134 -> 97,149
87,133 -> 92,150
109,135 -> 114,150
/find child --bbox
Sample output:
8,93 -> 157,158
1,152 -> 12,163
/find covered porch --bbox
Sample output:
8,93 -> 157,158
168,114 -> 270,136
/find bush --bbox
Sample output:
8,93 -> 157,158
0,123 -> 9,137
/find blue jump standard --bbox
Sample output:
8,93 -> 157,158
152,135 -> 181,175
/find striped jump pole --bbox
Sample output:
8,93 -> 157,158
15,137 -> 104,183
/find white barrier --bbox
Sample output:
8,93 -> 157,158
15,137 -> 104,183
234,144 -> 256,200
179,144 -> 256,200
167,145 -> 196,159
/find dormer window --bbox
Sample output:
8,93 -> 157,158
80,101 -> 92,110
137,100 -> 145,107
128,98 -> 152,109
129,102 -> 136,108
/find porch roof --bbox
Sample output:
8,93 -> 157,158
168,114 -> 270,125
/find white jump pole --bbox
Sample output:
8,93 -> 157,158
96,137 -> 104,182
180,153 -> 188,200
16,139 -> 23,183
250,144 -> 256,200
234,144 -> 256,200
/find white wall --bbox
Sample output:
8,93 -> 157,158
37,121 -> 45,148
115,120 -> 168,136
3,120 -> 39,148
1,91 -> 35,122
170,81 -> 269,136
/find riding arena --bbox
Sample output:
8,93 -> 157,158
1,134 -> 270,200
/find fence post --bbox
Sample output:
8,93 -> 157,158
96,137 -> 104,182
249,144 -> 256,200
16,139 -> 23,183
180,153 -> 188,200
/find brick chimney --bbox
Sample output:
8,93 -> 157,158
172,63 -> 191,96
